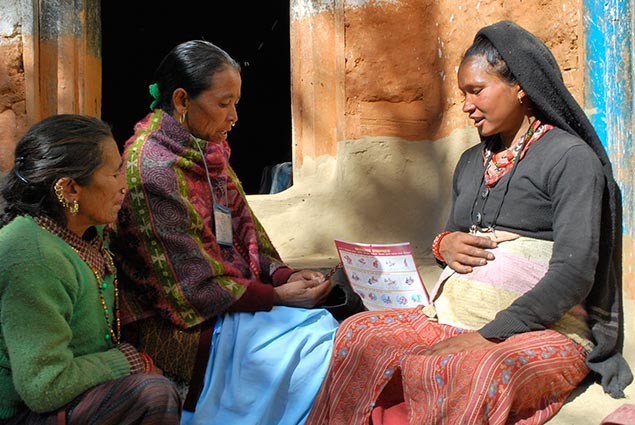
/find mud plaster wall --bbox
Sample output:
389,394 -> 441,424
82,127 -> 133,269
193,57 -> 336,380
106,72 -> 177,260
0,1 -> 27,172
343,0 -> 583,141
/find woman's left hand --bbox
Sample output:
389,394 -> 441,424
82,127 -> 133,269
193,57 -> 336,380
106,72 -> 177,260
424,332 -> 497,355
288,269 -> 325,283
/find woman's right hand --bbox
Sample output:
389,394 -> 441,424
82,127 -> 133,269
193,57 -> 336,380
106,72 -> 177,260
273,278 -> 333,308
439,231 -> 497,274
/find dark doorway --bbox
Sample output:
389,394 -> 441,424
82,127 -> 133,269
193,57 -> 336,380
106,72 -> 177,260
101,3 -> 292,194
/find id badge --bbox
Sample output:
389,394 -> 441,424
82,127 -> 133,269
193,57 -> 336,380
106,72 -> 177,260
213,204 -> 233,246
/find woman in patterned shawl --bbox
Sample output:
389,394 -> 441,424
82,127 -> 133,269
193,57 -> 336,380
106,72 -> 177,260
306,21 -> 631,425
112,40 -> 338,425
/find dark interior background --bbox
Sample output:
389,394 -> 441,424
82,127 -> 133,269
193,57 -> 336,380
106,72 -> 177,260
101,3 -> 292,194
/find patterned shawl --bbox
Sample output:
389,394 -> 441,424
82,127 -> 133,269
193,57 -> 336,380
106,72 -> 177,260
114,110 -> 287,328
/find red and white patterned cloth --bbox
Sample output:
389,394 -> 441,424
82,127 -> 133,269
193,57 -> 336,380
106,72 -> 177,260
307,308 -> 589,425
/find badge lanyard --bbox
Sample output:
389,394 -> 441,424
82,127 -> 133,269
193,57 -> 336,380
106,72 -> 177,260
195,140 -> 233,246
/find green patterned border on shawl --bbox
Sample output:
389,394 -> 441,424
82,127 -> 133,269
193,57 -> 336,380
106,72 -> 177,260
126,110 -> 202,326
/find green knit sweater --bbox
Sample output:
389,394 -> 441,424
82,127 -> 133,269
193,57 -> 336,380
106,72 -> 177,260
0,216 -> 131,419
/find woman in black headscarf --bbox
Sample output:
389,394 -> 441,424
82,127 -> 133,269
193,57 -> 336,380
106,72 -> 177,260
306,21 -> 632,425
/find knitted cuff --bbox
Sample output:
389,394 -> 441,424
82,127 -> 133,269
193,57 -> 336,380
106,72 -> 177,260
432,231 -> 452,262
117,342 -> 144,374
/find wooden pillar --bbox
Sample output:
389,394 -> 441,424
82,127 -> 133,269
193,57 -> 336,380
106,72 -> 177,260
289,0 -> 345,172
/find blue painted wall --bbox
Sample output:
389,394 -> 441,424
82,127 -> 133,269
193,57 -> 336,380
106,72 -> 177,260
584,0 -> 634,234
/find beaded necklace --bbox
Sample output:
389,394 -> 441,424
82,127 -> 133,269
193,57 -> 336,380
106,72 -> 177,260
35,216 -> 121,344
469,120 -> 553,234
72,244 -> 121,344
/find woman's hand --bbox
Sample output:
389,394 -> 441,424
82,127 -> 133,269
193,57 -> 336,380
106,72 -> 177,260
439,232 -> 497,273
288,269 -> 324,283
274,270 -> 333,308
273,279 -> 332,308
424,332 -> 497,355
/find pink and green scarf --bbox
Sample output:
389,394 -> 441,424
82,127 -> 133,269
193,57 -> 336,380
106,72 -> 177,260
115,110 -> 286,328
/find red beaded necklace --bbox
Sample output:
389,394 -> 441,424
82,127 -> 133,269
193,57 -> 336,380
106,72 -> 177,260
35,216 -> 121,344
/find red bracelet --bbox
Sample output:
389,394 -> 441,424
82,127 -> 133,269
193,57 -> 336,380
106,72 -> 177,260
139,352 -> 154,373
432,231 -> 452,262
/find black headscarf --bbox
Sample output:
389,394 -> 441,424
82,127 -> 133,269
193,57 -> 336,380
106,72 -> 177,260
477,20 -> 632,398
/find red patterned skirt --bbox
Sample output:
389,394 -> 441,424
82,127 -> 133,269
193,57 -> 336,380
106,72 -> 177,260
306,308 -> 589,425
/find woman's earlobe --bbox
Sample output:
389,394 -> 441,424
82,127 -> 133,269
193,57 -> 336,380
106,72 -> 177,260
516,88 -> 527,105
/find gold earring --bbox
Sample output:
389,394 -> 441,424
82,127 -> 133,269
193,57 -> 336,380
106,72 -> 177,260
54,181 -> 69,208
69,200 -> 79,216
517,93 -> 524,104
179,111 -> 187,125
54,180 -> 79,215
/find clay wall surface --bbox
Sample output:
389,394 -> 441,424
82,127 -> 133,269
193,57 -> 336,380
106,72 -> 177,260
289,0 -> 582,165
0,1 -> 27,172
343,0 -> 583,142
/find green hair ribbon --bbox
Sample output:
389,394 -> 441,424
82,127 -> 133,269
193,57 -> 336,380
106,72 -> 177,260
149,83 -> 161,110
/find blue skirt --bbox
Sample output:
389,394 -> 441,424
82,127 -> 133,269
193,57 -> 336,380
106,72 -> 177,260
181,306 -> 338,425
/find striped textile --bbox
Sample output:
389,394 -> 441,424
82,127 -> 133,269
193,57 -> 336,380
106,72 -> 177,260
0,374 -> 181,425
428,234 -> 593,350
306,309 -> 589,425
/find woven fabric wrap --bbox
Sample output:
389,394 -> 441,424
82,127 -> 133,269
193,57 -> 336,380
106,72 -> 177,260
136,316 -> 201,382
430,235 -> 593,350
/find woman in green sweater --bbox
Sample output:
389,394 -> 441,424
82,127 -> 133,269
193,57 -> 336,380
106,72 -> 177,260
0,114 -> 181,424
